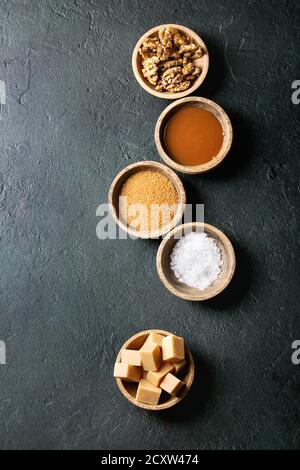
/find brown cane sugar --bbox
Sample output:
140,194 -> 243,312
164,105 -> 224,166
119,170 -> 178,232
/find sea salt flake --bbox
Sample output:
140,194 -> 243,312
170,232 -> 223,290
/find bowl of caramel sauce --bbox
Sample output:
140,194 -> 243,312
155,97 -> 233,174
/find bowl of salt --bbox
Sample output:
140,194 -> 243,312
156,222 -> 236,301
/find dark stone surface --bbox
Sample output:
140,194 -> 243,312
0,0 -> 299,450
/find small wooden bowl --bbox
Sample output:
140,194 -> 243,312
108,161 -> 186,239
115,329 -> 195,411
157,222 -> 236,301
155,97 -> 233,174
132,24 -> 209,99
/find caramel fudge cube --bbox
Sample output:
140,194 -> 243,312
121,349 -> 142,366
136,379 -> 162,405
141,332 -> 164,350
113,362 -> 141,383
147,362 -> 174,387
140,342 -> 162,371
173,359 -> 186,374
160,373 -> 185,396
162,335 -> 185,363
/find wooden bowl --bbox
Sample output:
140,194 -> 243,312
155,97 -> 233,174
157,222 -> 236,301
115,329 -> 195,411
108,161 -> 186,239
132,24 -> 209,99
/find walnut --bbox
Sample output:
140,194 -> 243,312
139,26 -> 205,93
185,74 -> 196,81
182,62 -> 195,75
191,47 -> 203,59
192,66 -> 201,76
143,56 -> 159,67
162,74 -> 184,89
179,43 -> 198,54
182,52 -> 192,66
142,57 -> 159,85
155,81 -> 165,91
141,37 -> 160,49
162,66 -> 182,78
173,31 -> 189,47
166,80 -> 191,92
139,50 -> 153,60
158,26 -> 173,49
161,59 -> 183,70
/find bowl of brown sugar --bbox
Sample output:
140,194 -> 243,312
109,161 -> 186,239
155,97 -> 233,174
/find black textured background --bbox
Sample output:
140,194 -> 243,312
0,0 -> 299,450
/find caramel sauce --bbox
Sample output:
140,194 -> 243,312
164,106 -> 224,166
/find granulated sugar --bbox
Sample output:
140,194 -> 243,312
120,170 -> 178,232
170,232 -> 223,290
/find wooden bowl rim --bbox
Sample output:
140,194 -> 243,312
132,24 -> 209,100
156,222 -> 236,301
115,329 -> 195,411
154,96 -> 233,174
108,161 -> 186,239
